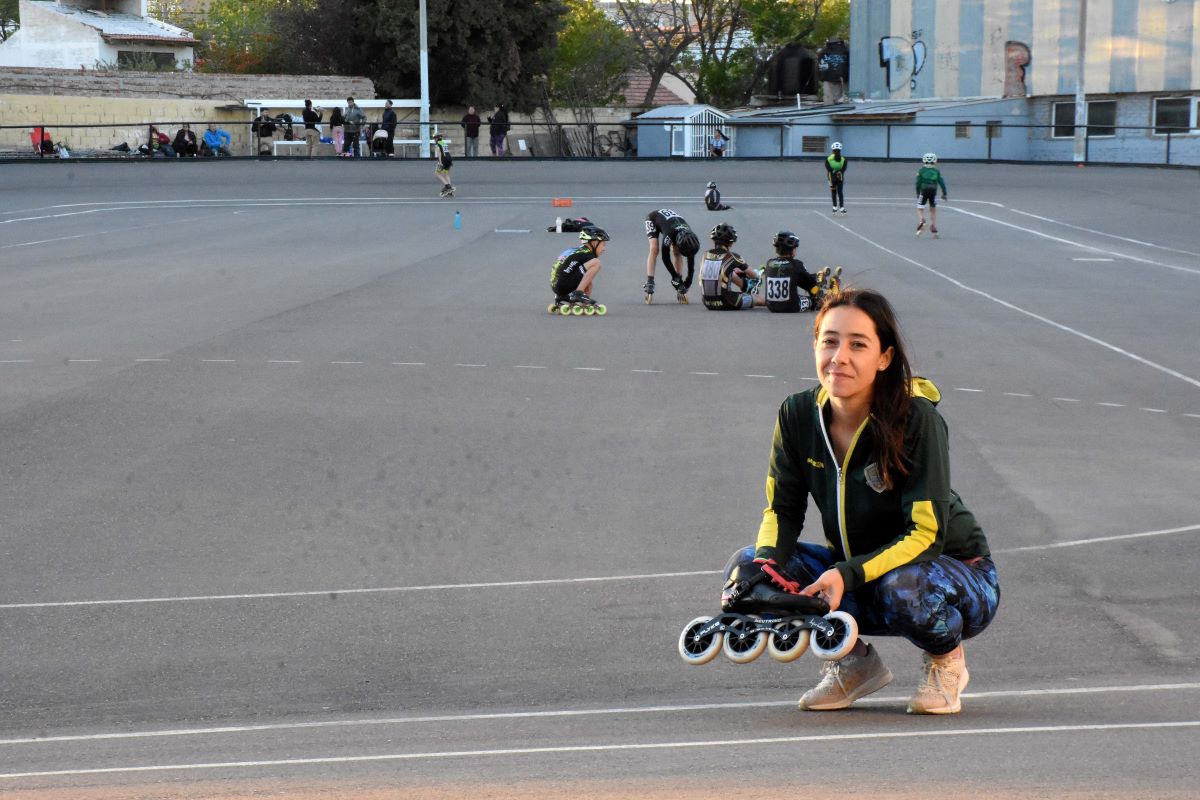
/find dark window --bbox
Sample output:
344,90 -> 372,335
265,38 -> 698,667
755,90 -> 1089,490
117,50 -> 176,69
1086,100 -> 1116,137
954,121 -> 971,138
986,120 -> 1002,139
802,136 -> 828,153
1052,102 -> 1075,138
1153,98 -> 1192,134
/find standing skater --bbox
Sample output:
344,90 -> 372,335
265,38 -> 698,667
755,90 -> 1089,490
549,226 -> 609,314
826,142 -> 847,213
762,231 -> 821,312
433,133 -> 455,197
699,223 -> 765,310
731,288 -> 998,713
643,208 -> 701,304
915,153 -> 948,237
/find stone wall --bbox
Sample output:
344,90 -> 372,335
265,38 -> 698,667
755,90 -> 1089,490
0,67 -> 374,100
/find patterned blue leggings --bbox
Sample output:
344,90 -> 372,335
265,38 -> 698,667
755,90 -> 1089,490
729,544 -> 1000,656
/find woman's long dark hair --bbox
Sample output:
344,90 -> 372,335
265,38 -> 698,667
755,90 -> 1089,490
814,288 -> 913,488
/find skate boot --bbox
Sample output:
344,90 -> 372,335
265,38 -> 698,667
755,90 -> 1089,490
548,295 -> 571,315
915,220 -> 925,237
798,642 -> 894,711
671,277 -> 689,304
642,276 -> 655,305
907,648 -> 968,714
930,226 -> 939,239
446,185 -> 456,197
839,207 -> 847,214
828,266 -> 843,294
439,185 -> 451,197
567,290 -> 606,316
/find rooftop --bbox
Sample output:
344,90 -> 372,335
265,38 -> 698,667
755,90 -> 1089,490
29,0 -> 197,44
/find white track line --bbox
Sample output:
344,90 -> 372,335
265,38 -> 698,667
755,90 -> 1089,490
2,683 -> 1196,747
1,526 -> 1195,610
947,206 -> 1200,276
1011,208 -> 1200,259
3,721 -> 1198,779
818,213 -> 1200,389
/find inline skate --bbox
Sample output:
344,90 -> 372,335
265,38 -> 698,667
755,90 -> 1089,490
671,277 -> 689,304
548,290 -> 606,316
642,276 -> 655,305
678,560 -> 858,666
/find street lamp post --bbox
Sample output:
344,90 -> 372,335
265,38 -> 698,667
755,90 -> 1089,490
419,0 -> 430,158
1073,0 -> 1088,163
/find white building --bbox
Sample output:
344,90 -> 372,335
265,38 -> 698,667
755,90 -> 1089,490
0,0 -> 196,70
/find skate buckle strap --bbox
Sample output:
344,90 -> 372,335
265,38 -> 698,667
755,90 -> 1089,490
754,558 -> 802,594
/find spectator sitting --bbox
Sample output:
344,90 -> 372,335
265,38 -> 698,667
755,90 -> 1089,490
173,124 -> 198,157
148,126 -> 176,158
252,109 -> 277,155
202,123 -> 232,157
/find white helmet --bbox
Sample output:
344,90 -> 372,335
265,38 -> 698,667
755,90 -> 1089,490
706,181 -> 716,189
922,152 -> 937,164
831,141 -> 843,151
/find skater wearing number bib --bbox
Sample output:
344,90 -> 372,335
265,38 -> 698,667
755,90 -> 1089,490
549,226 -> 608,310
699,223 -> 764,310
734,289 -> 998,714
643,209 -> 701,303
762,230 -> 820,313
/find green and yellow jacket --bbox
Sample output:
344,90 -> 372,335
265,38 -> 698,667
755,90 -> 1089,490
754,378 -> 989,592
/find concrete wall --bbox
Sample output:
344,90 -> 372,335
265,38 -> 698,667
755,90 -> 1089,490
1028,92 -> 1200,166
852,0 -> 1200,101
0,2 -> 104,69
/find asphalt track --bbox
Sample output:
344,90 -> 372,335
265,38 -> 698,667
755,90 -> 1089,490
0,158 -> 1198,798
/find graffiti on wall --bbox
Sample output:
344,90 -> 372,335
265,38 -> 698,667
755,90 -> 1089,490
1004,41 -> 1030,97
878,30 -> 927,92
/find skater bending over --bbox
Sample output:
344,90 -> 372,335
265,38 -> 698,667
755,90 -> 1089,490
704,181 -> 732,211
825,143 -> 847,213
915,153 -> 947,237
735,288 -> 998,713
644,208 -> 701,303
762,230 -> 820,313
550,226 -> 608,309
699,223 -> 765,310
433,133 -> 455,197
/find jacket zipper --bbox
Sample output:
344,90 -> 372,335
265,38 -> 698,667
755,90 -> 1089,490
818,401 -> 869,559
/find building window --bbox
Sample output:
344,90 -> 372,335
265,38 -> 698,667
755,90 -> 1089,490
955,121 -> 971,138
802,136 -> 828,153
1051,100 -> 1117,139
986,120 -> 1002,139
1153,97 -> 1196,135
117,50 -> 177,70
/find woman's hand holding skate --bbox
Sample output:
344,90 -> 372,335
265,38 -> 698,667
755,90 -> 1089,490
801,568 -> 845,611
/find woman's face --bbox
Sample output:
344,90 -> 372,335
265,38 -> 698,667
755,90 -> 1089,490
814,305 -> 893,404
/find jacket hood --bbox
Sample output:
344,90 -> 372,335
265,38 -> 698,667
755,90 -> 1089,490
911,376 -> 941,404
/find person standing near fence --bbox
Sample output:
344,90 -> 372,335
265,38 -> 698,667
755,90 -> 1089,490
329,106 -> 345,156
343,97 -> 366,158
381,100 -> 397,157
302,100 -> 322,157
488,104 -> 509,156
826,142 -> 847,214
461,106 -> 481,158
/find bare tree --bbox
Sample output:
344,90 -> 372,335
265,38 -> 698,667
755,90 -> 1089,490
615,0 -> 698,107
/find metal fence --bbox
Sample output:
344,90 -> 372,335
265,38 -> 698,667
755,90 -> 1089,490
3,119 -> 1198,166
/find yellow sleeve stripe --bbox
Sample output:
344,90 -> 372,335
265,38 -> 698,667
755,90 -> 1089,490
861,499 -> 939,583
756,475 -> 780,551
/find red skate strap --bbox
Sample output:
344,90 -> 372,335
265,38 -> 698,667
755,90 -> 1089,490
754,558 -> 801,594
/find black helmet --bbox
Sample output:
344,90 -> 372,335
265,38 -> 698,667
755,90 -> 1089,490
579,225 -> 610,243
706,181 -> 717,189
772,230 -> 799,251
675,228 -> 700,256
710,223 -> 737,245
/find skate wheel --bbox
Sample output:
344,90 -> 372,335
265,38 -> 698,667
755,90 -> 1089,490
810,610 -> 858,661
834,266 -> 843,278
547,304 -> 557,314
767,620 -> 811,663
644,293 -> 653,304
558,304 -> 573,316
571,304 -> 584,316
594,304 -> 606,316
678,616 -> 723,665
722,618 -> 768,664
583,305 -> 596,316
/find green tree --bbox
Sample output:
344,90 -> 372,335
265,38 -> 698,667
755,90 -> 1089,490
0,0 -> 19,43
615,0 -> 697,108
550,0 -> 634,108
651,0 -> 848,108
191,0 -> 312,73
363,0 -> 567,111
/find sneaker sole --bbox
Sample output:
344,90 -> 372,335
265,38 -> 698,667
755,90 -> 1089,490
907,667 -> 969,715
799,668 -> 894,711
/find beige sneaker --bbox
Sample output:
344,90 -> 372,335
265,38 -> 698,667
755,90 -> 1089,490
798,643 -> 894,711
907,649 -> 970,714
